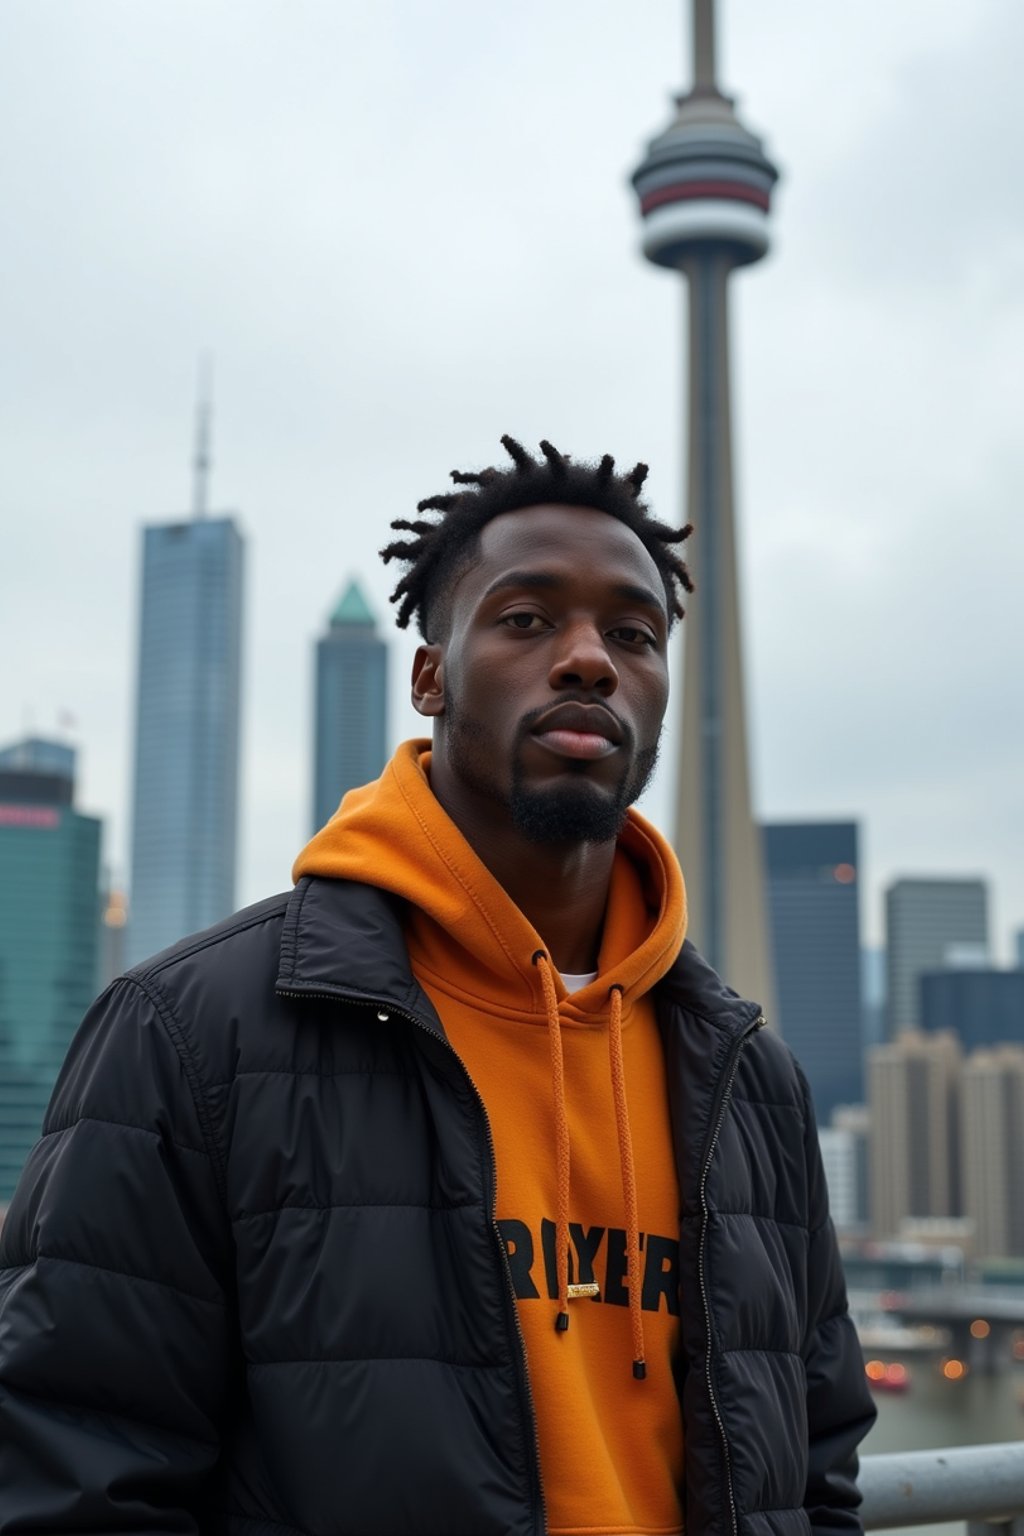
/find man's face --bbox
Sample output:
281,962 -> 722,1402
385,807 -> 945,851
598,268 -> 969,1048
413,503 -> 671,846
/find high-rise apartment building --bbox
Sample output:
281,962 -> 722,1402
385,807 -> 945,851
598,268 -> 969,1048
861,946 -> 886,1052
919,969 -> 1024,1053
762,822 -> 862,1120
128,515 -> 244,965
962,1046 -> 1024,1260
868,1031 -> 961,1239
0,738 -> 101,1201
312,579 -> 388,833
884,878 -> 988,1036
630,0 -> 776,1013
819,1105 -> 870,1233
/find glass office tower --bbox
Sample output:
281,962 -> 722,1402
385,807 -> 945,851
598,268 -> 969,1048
0,738 -> 101,1202
128,517 -> 244,964
763,821 -> 864,1121
885,877 -> 988,1037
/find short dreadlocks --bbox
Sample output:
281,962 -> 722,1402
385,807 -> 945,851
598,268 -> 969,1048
380,435 -> 693,642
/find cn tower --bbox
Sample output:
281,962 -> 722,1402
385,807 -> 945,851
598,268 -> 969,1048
632,0 -> 777,1014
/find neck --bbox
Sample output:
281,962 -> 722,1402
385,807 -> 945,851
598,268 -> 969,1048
429,777 -> 616,976
485,833 -> 615,976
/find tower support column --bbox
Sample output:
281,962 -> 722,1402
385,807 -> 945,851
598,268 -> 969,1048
676,249 -> 774,1013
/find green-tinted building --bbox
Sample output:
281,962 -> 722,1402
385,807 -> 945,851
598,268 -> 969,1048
313,578 -> 389,833
0,738 -> 102,1203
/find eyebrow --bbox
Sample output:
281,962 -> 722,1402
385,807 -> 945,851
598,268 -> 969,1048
483,570 -> 666,614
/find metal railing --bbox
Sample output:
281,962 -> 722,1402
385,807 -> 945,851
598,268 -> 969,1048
861,1443 -> 1024,1535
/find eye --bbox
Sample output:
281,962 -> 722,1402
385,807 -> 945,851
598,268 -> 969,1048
610,624 -> 657,647
501,611 -> 548,632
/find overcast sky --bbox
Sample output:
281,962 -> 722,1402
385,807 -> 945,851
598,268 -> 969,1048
1,0 -> 1022,958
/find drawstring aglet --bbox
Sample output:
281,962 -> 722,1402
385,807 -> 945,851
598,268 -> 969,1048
555,1311 -> 570,1333
633,1359 -> 647,1381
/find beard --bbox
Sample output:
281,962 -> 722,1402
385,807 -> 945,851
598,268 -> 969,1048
508,740 -> 660,844
444,695 -> 662,846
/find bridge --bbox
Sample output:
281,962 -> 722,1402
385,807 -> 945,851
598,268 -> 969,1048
880,1290 -> 1024,1372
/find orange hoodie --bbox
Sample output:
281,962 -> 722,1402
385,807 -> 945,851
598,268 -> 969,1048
294,740 -> 688,1536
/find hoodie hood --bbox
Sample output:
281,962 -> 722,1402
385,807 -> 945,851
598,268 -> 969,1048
292,739 -> 687,1019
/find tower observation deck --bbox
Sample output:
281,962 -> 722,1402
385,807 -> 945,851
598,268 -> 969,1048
631,0 -> 777,1014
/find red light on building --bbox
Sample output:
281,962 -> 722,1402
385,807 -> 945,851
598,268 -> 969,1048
833,863 -> 856,884
0,805 -> 60,829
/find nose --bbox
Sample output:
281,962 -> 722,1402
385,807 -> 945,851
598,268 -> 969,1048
548,619 -> 619,696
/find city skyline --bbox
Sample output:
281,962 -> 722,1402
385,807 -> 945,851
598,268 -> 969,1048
1,2 -> 1022,956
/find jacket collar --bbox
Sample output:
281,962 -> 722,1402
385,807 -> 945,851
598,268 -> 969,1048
277,875 -> 763,1043
277,876 -> 435,1025
658,938 -> 765,1039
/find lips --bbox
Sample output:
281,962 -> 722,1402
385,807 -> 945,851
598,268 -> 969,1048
529,703 -> 624,760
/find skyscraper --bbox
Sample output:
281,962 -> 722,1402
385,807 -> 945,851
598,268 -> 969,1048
818,1105 -> 870,1234
313,579 -> 389,833
762,822 -> 863,1120
631,0 -> 776,1012
961,1046 -> 1024,1261
128,390 -> 244,964
867,1031 -> 961,1239
0,738 -> 101,1202
884,878 -> 988,1037
919,968 -> 1024,1054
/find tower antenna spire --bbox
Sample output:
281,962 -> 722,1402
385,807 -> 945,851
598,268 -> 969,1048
693,0 -> 717,92
191,353 -> 213,519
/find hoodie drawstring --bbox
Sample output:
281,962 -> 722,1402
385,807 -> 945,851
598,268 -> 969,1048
533,952 -> 647,1381
534,950 -> 573,1335
608,983 -> 647,1380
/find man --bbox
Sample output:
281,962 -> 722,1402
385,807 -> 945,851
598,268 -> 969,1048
0,437 -> 875,1535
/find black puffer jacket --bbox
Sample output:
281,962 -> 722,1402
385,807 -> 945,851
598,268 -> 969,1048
0,876 -> 875,1536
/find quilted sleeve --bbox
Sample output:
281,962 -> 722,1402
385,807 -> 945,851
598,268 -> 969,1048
0,975 -> 231,1534
798,1068 -> 877,1536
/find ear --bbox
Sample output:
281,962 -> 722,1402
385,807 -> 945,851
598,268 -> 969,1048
411,643 -> 445,718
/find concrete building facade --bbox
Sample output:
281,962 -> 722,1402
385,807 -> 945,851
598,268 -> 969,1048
961,1046 -> 1024,1261
0,739 -> 101,1201
128,515 -> 244,964
884,878 -> 988,1037
312,578 -> 388,834
868,1030 -> 961,1239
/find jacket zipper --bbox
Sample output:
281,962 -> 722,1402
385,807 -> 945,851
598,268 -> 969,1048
697,1012 -> 766,1536
278,987 -> 549,1535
